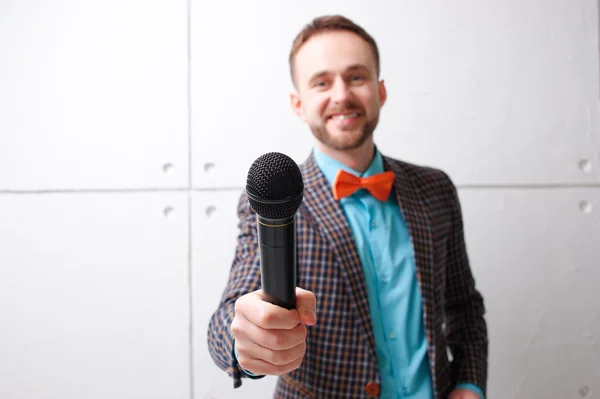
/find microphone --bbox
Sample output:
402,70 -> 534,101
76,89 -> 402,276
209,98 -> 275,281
245,152 -> 304,310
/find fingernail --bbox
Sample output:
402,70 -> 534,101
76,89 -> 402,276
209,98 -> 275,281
305,309 -> 316,322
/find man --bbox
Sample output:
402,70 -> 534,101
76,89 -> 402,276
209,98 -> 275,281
207,15 -> 488,399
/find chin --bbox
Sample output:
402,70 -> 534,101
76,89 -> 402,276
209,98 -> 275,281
309,121 -> 374,151
326,132 -> 370,151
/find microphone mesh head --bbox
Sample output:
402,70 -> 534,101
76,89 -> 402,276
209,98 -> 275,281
246,152 -> 304,219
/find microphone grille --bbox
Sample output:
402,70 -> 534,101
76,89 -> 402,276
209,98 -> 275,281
246,152 -> 304,219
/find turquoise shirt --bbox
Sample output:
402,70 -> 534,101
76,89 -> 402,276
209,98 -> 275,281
312,147 -> 484,399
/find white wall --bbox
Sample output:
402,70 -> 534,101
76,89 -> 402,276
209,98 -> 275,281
0,1 -> 598,398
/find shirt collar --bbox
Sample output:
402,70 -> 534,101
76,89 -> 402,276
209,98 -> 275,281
312,145 -> 385,187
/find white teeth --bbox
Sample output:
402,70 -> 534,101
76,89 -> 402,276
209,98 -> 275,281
332,113 -> 359,120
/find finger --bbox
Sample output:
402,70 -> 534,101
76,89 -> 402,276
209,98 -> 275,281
237,351 -> 304,376
236,338 -> 306,366
234,314 -> 307,350
295,287 -> 317,325
447,391 -> 460,399
236,290 -> 301,330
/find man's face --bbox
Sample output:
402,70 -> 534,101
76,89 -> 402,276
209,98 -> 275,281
290,30 -> 386,151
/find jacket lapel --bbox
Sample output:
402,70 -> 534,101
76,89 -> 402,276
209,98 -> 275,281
299,153 -> 378,362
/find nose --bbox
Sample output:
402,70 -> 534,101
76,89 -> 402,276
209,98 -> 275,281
331,78 -> 351,103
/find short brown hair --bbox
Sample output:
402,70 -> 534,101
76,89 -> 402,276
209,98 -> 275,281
289,15 -> 380,86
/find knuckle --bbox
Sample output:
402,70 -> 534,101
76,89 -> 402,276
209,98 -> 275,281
273,365 -> 288,376
293,355 -> 304,369
233,300 -> 246,320
269,350 -> 287,366
258,307 -> 275,326
280,356 -> 303,375
270,332 -> 286,349
270,343 -> 306,367
291,323 -> 307,344
234,291 -> 254,311
298,340 -> 307,354
234,295 -> 244,311
298,323 -> 307,339
235,342 -> 248,356
230,317 -> 243,337
230,321 -> 240,336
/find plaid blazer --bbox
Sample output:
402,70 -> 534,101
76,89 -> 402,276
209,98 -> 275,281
207,152 -> 488,399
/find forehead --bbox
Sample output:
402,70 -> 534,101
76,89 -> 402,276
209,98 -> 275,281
293,30 -> 376,81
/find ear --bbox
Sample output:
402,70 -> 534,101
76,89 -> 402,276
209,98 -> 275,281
289,91 -> 306,122
378,80 -> 387,107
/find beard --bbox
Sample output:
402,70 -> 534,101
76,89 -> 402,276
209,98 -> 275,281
308,102 -> 380,151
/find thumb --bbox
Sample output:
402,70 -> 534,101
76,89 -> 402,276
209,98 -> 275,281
295,287 -> 317,326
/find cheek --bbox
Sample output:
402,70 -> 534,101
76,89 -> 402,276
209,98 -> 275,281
308,98 -> 328,120
358,89 -> 378,108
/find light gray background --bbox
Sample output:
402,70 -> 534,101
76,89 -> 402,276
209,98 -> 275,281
0,1 -> 598,398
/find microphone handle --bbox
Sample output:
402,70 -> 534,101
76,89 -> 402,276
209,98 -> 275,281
257,215 -> 297,310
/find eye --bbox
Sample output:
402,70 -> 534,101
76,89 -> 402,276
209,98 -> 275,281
312,80 -> 329,89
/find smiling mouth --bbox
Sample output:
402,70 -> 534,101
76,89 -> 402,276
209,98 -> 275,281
327,112 -> 361,120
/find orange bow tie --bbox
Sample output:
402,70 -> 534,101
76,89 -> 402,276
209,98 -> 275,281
332,169 -> 395,202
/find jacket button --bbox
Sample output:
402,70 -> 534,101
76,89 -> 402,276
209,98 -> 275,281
365,382 -> 380,397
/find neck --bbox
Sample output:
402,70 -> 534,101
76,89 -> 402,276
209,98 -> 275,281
315,139 -> 375,173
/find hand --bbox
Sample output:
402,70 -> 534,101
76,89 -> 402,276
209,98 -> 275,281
448,388 -> 481,399
231,287 -> 317,376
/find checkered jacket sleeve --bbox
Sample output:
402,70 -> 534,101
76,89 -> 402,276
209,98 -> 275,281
206,191 -> 264,388
442,172 -> 489,392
